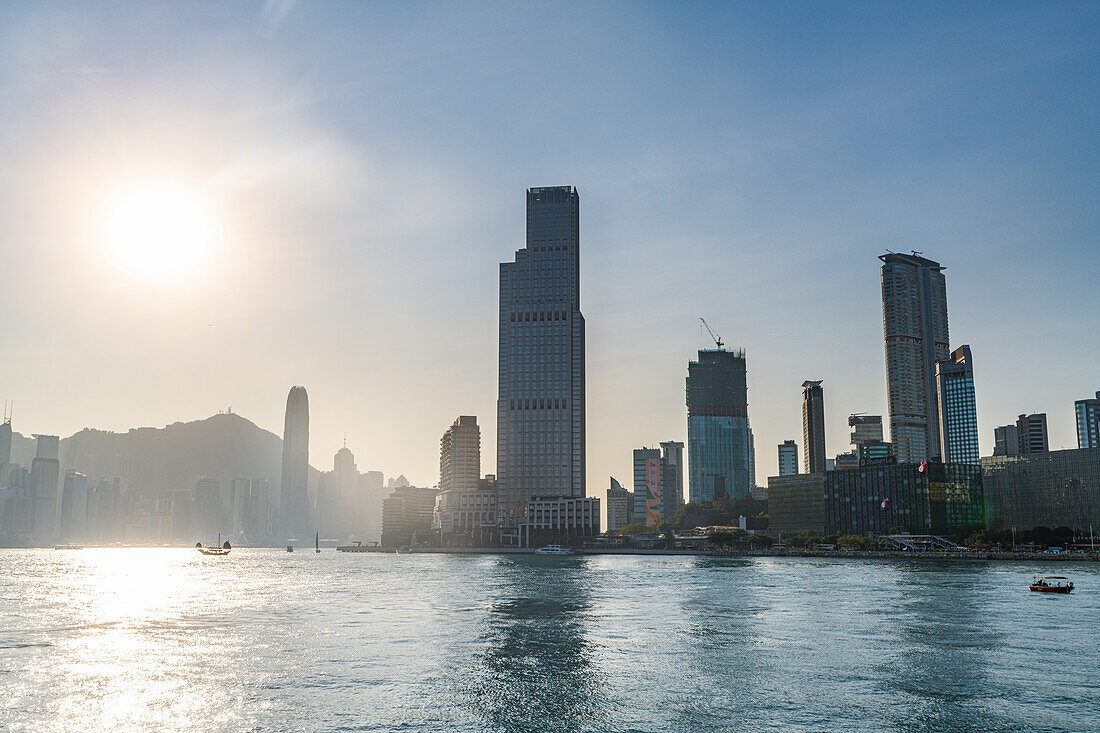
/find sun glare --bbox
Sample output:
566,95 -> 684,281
102,184 -> 218,280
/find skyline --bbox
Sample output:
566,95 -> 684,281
2,1 -> 1099,495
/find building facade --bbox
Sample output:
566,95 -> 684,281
632,447 -> 662,525
279,386 -> 310,541
606,477 -> 633,532
659,441 -> 685,520
767,473 -> 826,534
434,481 -> 497,546
935,345 -> 979,465
496,186 -> 585,535
993,425 -> 1019,456
879,252 -> 950,463
1016,413 -> 1049,455
381,486 -> 439,547
778,440 -> 799,476
1076,391 -> 1100,449
517,496 -> 599,548
982,448 -> 1100,532
440,416 -> 481,493
802,381 -> 826,474
687,348 -> 755,502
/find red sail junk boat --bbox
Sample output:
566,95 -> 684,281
1029,576 -> 1073,593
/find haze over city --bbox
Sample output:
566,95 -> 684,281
2,0 -> 1097,492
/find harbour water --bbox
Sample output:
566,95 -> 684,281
1,549 -> 1097,732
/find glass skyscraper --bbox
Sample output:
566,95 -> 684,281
496,186 -> 585,532
880,252 -> 950,463
686,348 -> 755,502
1076,391 -> 1100,449
280,385 -> 310,541
801,380 -> 826,473
935,345 -> 979,465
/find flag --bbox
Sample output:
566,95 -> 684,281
881,498 -> 890,510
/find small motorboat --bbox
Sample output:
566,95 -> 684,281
534,544 -> 574,555
1030,576 -> 1073,593
396,546 -> 412,554
196,534 -> 231,556
286,545 -> 294,553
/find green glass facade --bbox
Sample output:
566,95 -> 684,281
982,448 -> 1100,531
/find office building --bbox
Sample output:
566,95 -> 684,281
778,441 -> 798,476
824,462 -> 983,537
1016,413 -> 1049,455
687,348 -> 755,502
381,486 -> 439,547
517,496 -> 599,548
0,414 -> 11,479
767,473 -> 826,534
496,186 -> 585,537
246,478 -> 273,539
30,434 -> 60,540
440,416 -> 481,493
660,441 -> 685,519
280,386 -> 310,540
879,252 -> 950,463
606,477 -> 633,532
993,425 -> 1019,457
434,479 -> 497,546
935,345 -> 979,465
849,415 -> 884,446
802,381 -> 826,473
1076,391 -> 1100,449
632,447 -> 662,525
59,471 -> 88,540
982,448 -> 1100,532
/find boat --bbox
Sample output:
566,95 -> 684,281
1030,576 -> 1074,593
54,544 -> 83,550
534,544 -> 574,555
315,532 -> 321,554
196,534 -> 231,556
396,546 -> 412,554
286,545 -> 294,552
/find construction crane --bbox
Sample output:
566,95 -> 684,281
699,317 -> 723,349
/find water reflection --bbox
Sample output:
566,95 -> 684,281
467,555 -> 606,732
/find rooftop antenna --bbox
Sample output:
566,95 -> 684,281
699,318 -> 723,349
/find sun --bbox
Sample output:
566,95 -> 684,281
102,184 -> 219,280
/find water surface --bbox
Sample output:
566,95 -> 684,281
1,549 -> 1097,732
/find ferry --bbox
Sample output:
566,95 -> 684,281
534,544 -> 574,555
53,544 -> 83,550
396,546 -> 412,554
1029,576 -> 1073,593
196,534 -> 231,556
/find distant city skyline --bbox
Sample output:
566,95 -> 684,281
1,1 -> 1097,508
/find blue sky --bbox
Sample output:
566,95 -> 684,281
1,1 -> 1097,495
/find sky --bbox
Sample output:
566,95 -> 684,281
1,1 -> 1098,501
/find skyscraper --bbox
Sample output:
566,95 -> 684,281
30,434 -> 59,539
0,413 -> 11,480
440,416 -> 481,493
687,348 -> 755,502
496,186 -> 585,533
1016,413 -> 1049,454
605,477 -> 633,532
802,380 -> 826,473
280,386 -> 310,540
1076,391 -> 1100,449
632,447 -> 662,525
880,252 -> 950,463
659,440 -> 685,519
778,440 -> 798,476
849,415 -> 884,445
935,345 -> 980,465
993,424 -> 1019,456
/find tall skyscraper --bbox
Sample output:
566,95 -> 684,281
0,412 -> 11,480
440,416 -> 481,493
1076,391 -> 1100,449
880,252 -> 950,463
496,186 -> 585,532
280,386 -> 310,540
1016,413 -> 1049,454
687,348 -> 755,502
632,447 -> 662,525
659,440 -> 685,519
993,425 -> 1019,456
778,440 -> 798,476
605,477 -> 633,532
30,434 -> 60,539
802,380 -> 826,473
935,345 -> 979,465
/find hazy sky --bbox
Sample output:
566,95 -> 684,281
2,1 -> 1098,498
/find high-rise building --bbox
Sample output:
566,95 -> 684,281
993,425 -> 1019,456
880,252 -> 950,463
849,415 -> 884,446
632,447 -> 662,525
935,345 -> 979,465
440,416 -> 481,493
606,477 -> 633,532
280,386 -> 310,540
1016,413 -> 1049,455
59,471 -> 88,540
687,348 -> 755,502
659,441 -> 685,518
982,448 -> 1100,531
381,485 -> 438,547
1076,391 -> 1100,449
778,440 -> 798,476
30,434 -> 60,540
802,380 -> 826,473
0,414 -> 11,480
496,186 -> 585,536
